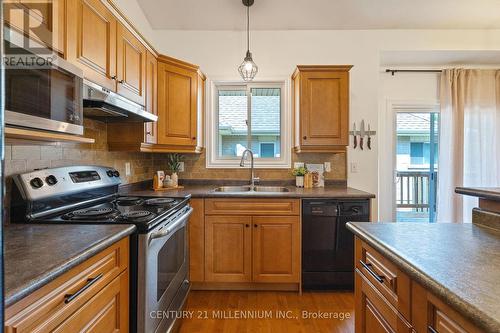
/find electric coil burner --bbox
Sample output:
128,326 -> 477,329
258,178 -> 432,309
10,166 -> 193,333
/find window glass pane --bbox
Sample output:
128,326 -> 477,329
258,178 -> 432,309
250,88 -> 281,158
218,89 -> 248,157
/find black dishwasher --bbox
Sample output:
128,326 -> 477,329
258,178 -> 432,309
302,199 -> 370,290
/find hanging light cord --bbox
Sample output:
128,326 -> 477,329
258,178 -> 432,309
247,4 -> 250,52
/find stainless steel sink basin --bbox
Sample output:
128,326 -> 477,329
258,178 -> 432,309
213,186 -> 252,192
213,185 -> 289,193
253,186 -> 289,193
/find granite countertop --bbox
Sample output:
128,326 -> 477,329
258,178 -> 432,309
346,222 -> 500,333
4,224 -> 136,307
121,183 -> 375,199
455,187 -> 500,201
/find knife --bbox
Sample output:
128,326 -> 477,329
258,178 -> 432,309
367,124 -> 372,150
360,120 -> 365,150
353,122 -> 357,148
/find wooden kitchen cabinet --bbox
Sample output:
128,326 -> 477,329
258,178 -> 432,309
5,237 -> 129,332
292,65 -> 352,153
157,55 -> 200,151
144,50 -> 158,144
66,0 -> 117,91
200,199 -> 301,288
116,23 -> 146,105
189,198 -> 205,282
205,215 -> 252,283
252,216 -> 300,283
3,0 -> 66,55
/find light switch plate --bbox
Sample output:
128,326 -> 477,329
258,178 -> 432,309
350,162 -> 359,173
178,162 -> 185,172
294,162 -> 305,169
324,162 -> 331,172
125,162 -> 131,176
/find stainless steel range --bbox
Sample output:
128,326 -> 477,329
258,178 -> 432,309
11,165 -> 192,333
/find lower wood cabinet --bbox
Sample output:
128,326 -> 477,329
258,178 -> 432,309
189,198 -> 301,289
355,237 -> 485,333
252,216 -> 300,283
205,215 -> 253,283
5,238 -> 130,332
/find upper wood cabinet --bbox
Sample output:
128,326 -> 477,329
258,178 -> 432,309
144,50 -> 158,144
66,0 -> 117,91
116,23 -> 146,105
157,56 -> 199,150
292,65 -> 352,153
3,0 -> 66,55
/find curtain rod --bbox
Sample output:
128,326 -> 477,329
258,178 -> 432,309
385,69 -> 442,76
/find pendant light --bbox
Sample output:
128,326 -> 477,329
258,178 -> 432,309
238,0 -> 258,81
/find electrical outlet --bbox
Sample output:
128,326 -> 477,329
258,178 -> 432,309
125,162 -> 131,176
324,162 -> 331,172
294,162 -> 305,169
178,162 -> 185,172
350,162 -> 359,173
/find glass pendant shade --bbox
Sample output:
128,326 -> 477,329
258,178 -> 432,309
238,51 -> 258,81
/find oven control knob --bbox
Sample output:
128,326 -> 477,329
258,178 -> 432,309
106,170 -> 114,177
45,175 -> 58,186
30,177 -> 44,189
113,170 -> 120,177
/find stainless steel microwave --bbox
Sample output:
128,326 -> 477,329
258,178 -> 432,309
4,46 -> 84,136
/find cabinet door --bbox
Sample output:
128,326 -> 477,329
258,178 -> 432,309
205,216 -> 252,282
116,23 -> 146,105
53,271 -> 129,333
300,70 -> 349,147
252,216 -> 300,283
144,50 -> 158,144
355,270 -> 413,333
4,0 -> 66,55
157,61 -> 198,147
189,199 -> 205,282
66,0 -> 117,91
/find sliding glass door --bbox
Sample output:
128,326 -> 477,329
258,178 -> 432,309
395,112 -> 439,222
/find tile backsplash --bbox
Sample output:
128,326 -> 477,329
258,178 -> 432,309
4,118 -> 346,223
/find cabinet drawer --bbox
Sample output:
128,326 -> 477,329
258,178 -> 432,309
205,198 -> 300,216
5,238 -> 129,332
355,238 -> 411,319
355,269 -> 413,333
53,270 -> 129,333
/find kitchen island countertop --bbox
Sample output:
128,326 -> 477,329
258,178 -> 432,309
346,221 -> 500,333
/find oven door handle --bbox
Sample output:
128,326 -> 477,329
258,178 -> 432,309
149,207 -> 193,244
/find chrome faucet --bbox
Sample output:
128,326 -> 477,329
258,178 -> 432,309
240,149 -> 260,188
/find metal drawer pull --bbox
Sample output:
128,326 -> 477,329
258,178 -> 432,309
428,326 -> 438,333
64,273 -> 103,304
359,260 -> 385,283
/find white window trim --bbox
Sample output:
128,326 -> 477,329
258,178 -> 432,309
206,79 -> 291,169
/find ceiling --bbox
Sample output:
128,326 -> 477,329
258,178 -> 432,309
137,0 -> 500,30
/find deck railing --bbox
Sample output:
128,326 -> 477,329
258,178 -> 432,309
396,171 -> 437,212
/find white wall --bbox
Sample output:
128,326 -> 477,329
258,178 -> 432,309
114,1 -> 500,220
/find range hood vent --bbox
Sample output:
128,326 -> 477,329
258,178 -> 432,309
82,80 -> 157,123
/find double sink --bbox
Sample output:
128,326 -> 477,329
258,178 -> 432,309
213,185 -> 289,193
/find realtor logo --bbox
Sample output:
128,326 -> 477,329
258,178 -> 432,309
3,0 -> 57,68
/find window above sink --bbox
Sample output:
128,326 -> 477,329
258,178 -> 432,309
206,81 -> 291,169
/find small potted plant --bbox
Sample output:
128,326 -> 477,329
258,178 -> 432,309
292,166 -> 307,188
167,153 -> 182,187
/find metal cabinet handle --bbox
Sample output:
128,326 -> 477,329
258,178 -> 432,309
111,75 -> 117,80
359,260 -> 384,283
118,79 -> 124,84
428,326 -> 438,333
254,224 -> 258,228
303,136 -> 307,140
245,224 -> 250,228
146,131 -> 152,136
192,137 -> 196,140
64,273 -> 103,304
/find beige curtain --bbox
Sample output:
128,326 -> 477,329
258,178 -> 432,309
437,69 -> 500,223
